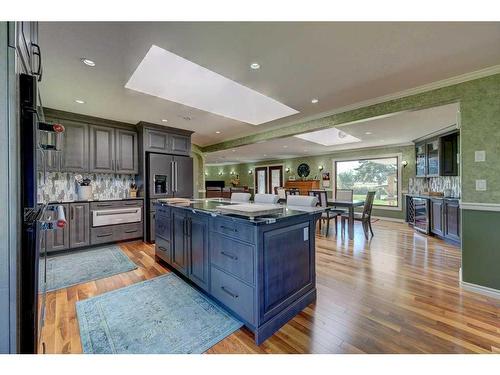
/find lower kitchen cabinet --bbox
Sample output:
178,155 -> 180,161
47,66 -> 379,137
69,202 -> 90,248
45,204 -> 70,252
444,199 -> 460,242
430,199 -> 444,236
156,207 -> 209,291
187,212 -> 209,291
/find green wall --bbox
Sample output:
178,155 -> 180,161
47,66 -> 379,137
202,74 -> 500,291
206,144 -> 415,220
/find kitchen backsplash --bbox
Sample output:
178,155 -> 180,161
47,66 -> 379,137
37,172 -> 137,203
408,176 -> 461,197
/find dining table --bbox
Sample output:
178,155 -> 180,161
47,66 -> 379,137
327,199 -> 365,240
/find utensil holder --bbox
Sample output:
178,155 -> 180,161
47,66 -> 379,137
78,185 -> 93,201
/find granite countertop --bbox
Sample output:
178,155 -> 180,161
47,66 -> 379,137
156,198 -> 323,225
42,196 -> 145,204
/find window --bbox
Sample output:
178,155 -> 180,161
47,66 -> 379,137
334,156 -> 399,208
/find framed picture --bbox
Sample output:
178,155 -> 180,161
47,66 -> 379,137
322,172 -> 330,187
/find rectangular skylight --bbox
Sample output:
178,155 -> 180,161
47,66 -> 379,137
294,128 -> 361,146
125,45 -> 299,125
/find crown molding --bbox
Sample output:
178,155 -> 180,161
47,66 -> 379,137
202,65 -> 500,153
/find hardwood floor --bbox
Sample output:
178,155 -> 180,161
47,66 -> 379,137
40,220 -> 500,354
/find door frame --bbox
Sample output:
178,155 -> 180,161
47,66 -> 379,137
253,164 -> 285,194
268,165 -> 284,194
254,166 -> 268,194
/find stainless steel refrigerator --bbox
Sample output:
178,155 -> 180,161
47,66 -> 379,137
146,152 -> 193,242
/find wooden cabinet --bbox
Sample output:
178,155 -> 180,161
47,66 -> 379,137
145,129 -> 170,153
171,209 -> 188,275
187,212 -> 209,291
284,180 -> 320,195
444,199 -> 460,242
440,133 -> 459,176
170,134 -> 191,155
61,120 -> 89,172
115,129 -> 138,174
89,125 -> 115,173
415,131 -> 459,177
430,199 -> 444,236
415,143 -> 427,177
69,202 -> 90,248
45,204 -> 70,252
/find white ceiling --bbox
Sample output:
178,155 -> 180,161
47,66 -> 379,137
205,103 -> 459,164
38,22 -> 500,147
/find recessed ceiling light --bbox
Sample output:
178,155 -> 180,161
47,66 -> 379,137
365,131 -> 372,135
75,99 -> 85,104
232,149 -> 236,152
81,58 -> 96,67
215,131 -> 221,134
250,62 -> 260,70
161,119 -> 168,123
311,98 -> 319,104
283,145 -> 288,148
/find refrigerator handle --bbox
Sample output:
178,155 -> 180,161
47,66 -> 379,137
175,161 -> 178,192
171,161 -> 175,193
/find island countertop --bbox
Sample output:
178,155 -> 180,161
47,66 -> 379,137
155,198 -> 324,225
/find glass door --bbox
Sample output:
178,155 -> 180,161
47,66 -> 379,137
268,166 -> 283,195
255,167 -> 268,194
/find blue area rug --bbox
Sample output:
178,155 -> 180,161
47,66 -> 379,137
76,273 -> 243,354
45,245 -> 137,292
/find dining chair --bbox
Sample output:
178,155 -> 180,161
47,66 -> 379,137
286,195 -> 318,207
341,191 -> 376,239
231,192 -> 251,203
336,189 -> 353,201
308,190 -> 343,236
254,193 -> 279,204
274,187 -> 287,203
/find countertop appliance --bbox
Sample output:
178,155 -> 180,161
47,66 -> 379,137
146,152 -> 193,242
413,197 -> 429,234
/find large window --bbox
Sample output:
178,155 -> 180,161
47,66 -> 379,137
334,156 -> 399,207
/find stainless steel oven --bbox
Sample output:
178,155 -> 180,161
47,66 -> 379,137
414,198 -> 429,234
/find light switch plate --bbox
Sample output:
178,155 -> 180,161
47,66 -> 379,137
476,179 -> 487,191
475,150 -> 486,162
303,227 -> 309,241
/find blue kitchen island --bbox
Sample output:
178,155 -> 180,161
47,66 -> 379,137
154,199 -> 321,345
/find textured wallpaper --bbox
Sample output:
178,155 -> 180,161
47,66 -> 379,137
38,172 -> 137,203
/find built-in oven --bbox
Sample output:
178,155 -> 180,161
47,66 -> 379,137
414,198 -> 429,234
92,207 -> 142,227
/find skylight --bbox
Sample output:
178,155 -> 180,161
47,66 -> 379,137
294,128 -> 361,146
125,45 -> 299,125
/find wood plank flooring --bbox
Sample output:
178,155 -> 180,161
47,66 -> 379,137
40,220 -> 500,354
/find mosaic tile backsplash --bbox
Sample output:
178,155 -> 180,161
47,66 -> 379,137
408,176 -> 461,198
37,172 -> 137,203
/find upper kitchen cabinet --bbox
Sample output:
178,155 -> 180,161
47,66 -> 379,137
89,125 -> 115,173
440,132 -> 459,176
139,122 -> 193,156
115,129 -> 138,174
415,131 -> 459,177
60,120 -> 89,172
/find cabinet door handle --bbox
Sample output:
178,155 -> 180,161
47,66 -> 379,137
71,206 -> 74,220
220,286 -> 238,299
97,233 -> 113,238
220,251 -> 238,261
158,246 -> 167,252
124,229 -> 138,234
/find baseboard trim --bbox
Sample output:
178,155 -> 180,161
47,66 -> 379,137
460,201 -> 500,212
461,279 -> 500,300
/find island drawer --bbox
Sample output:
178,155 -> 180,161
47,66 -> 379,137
210,217 -> 255,244
155,236 -> 171,263
210,233 -> 255,285
210,267 -> 255,325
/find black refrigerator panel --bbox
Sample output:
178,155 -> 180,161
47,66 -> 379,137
147,153 -> 174,199
173,155 -> 193,198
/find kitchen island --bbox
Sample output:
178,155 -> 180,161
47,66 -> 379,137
154,199 -> 322,345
